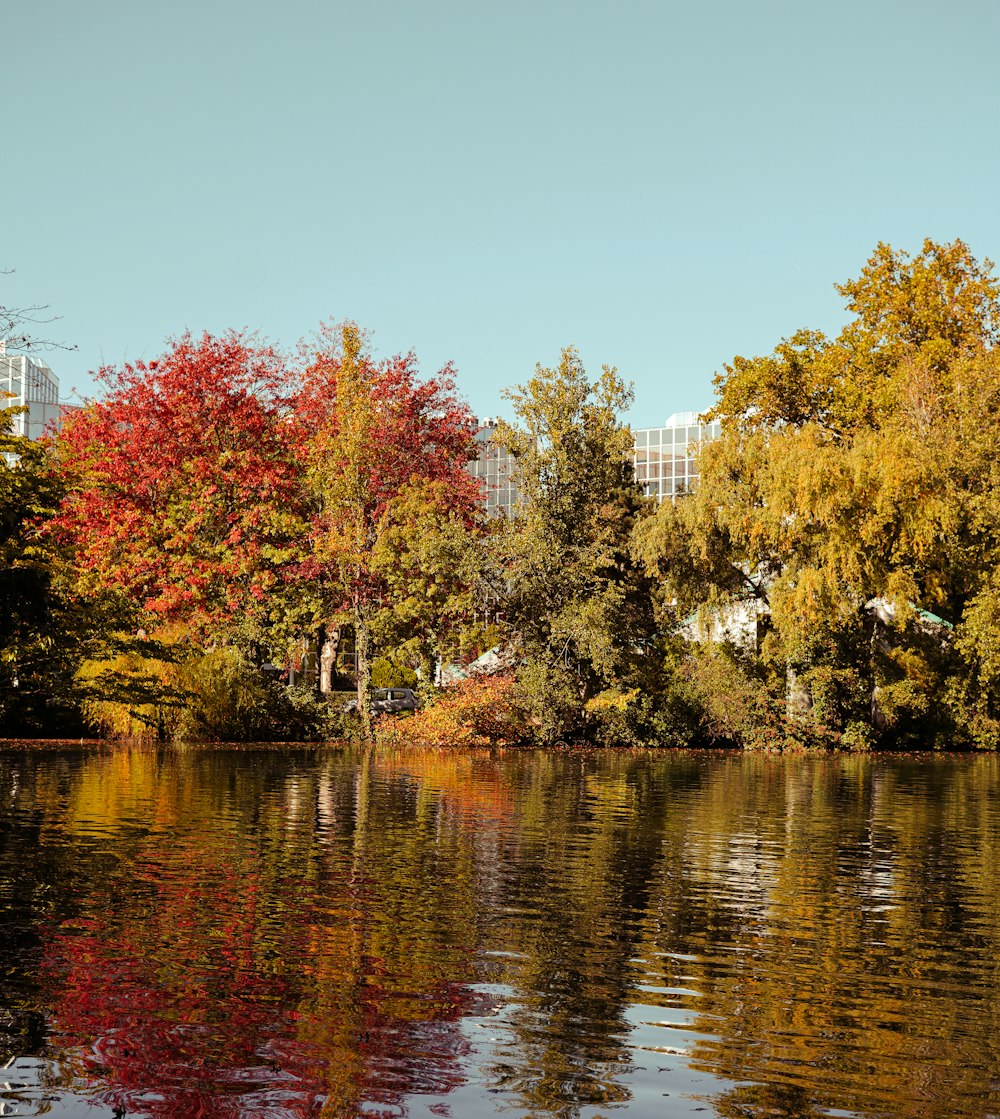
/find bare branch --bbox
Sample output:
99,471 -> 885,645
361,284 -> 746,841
1,268 -> 78,353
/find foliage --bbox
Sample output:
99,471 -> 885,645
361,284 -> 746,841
376,675 -> 528,747
295,323 -> 480,735
174,650 -> 340,741
0,401 -> 64,728
496,347 -> 662,744
583,687 -> 698,750
637,238 -> 1000,748
11,239 -> 1000,750
1,401 -> 133,734
680,645 -> 840,752
80,643 -> 341,742
75,634 -> 188,739
50,331 -> 311,647
371,657 -> 418,689
370,478 -> 488,684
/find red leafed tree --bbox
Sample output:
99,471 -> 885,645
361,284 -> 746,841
294,323 -> 480,733
52,332 -> 310,644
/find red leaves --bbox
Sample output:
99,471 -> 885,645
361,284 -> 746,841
48,322 -> 481,647
378,675 -> 526,748
295,326 -> 478,524
51,331 -> 309,638
292,323 -> 481,613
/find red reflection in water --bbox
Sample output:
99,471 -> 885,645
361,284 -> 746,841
39,853 -> 473,1117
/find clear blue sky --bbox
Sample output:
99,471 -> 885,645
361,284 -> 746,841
5,0 -> 998,426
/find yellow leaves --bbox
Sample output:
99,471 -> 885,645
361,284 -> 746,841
584,687 -> 639,714
632,241 -> 1000,743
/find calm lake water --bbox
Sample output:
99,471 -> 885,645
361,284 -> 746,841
2,746 -> 999,1119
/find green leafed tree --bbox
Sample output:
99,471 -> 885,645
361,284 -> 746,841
496,347 -> 668,744
370,478 -> 493,687
0,401 -> 137,733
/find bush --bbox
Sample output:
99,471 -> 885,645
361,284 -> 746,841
682,646 -> 839,752
371,657 -> 418,689
376,675 -> 529,747
584,683 -> 702,748
81,646 -> 344,742
77,647 -> 188,740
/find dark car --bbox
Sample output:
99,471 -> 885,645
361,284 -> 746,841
342,688 -> 418,715
372,688 -> 417,714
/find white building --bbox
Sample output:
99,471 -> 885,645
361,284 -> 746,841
468,418 -> 518,518
0,351 -> 64,441
632,411 -> 721,501
468,409 -> 722,516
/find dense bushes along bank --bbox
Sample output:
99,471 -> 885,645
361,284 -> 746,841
3,239 -> 1000,749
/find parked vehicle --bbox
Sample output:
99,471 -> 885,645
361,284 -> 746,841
342,688 -> 418,715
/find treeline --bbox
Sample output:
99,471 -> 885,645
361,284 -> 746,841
2,238 -> 999,749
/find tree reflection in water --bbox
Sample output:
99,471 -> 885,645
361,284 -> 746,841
9,747 -> 476,1118
713,1083 -> 828,1119
2,746 -> 1000,1118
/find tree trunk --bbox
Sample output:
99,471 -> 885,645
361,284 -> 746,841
354,599 -> 373,739
318,624 -> 337,695
419,636 -> 435,691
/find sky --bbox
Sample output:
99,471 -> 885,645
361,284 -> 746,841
4,0 -> 999,427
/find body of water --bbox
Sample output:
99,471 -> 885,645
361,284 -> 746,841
1,745 -> 999,1118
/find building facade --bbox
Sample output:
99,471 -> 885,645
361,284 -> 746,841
0,352 -> 64,441
468,409 -> 722,516
632,411 -> 721,501
468,418 -> 518,518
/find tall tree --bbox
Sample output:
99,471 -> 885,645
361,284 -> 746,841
0,401 -> 135,732
370,478 -> 490,684
637,239 -> 1000,747
50,332 -> 311,649
496,347 -> 658,744
295,324 -> 479,735
0,399 -> 61,726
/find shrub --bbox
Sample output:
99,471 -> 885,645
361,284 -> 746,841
77,647 -> 187,740
371,657 -> 418,689
81,646 -> 343,742
584,683 -> 702,748
683,646 -> 839,752
376,674 -> 529,747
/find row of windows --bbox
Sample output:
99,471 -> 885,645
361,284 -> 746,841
472,464 -> 515,478
642,478 -> 696,498
1,357 -> 59,405
469,417 -> 718,515
634,421 -> 720,447
470,437 -> 517,519
635,451 -> 703,465
635,464 -> 699,479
